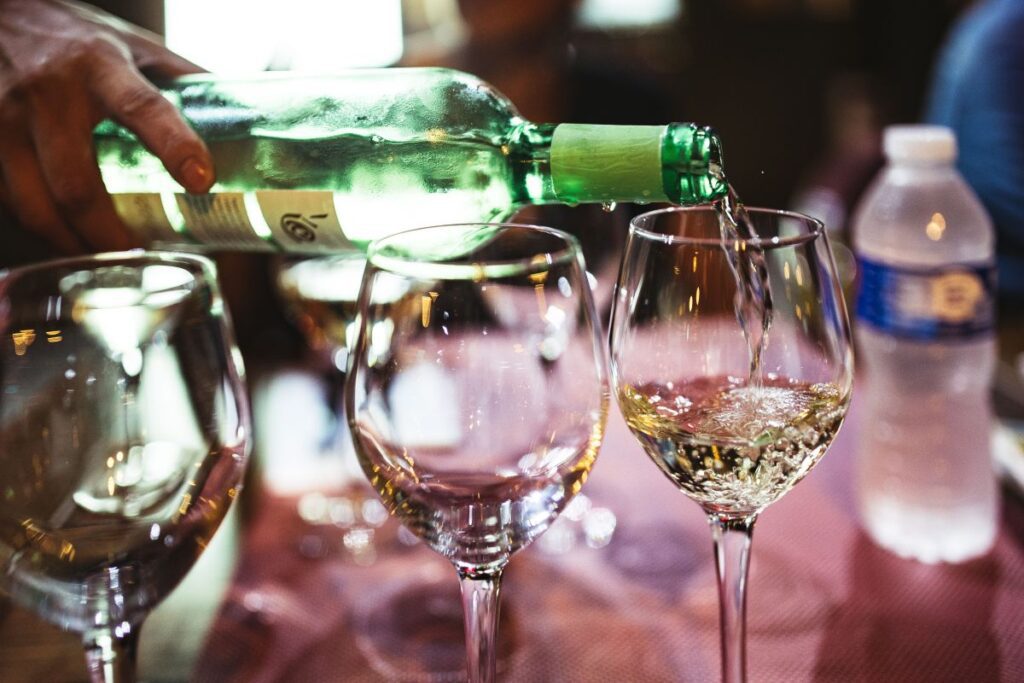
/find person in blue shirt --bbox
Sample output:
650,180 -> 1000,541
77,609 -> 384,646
926,0 -> 1024,302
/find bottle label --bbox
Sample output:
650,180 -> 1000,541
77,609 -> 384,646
550,124 -> 670,203
856,257 -> 996,339
177,193 -> 269,249
256,190 -> 356,251
111,191 -> 356,252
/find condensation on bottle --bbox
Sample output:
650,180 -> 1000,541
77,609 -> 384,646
852,125 -> 998,563
92,69 -> 726,254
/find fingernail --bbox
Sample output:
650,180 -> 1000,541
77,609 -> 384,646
179,157 -> 213,192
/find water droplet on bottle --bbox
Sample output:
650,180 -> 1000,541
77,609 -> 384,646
64,368 -> 76,380
601,201 -> 617,213
369,134 -> 384,144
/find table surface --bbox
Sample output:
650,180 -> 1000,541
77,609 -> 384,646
3,370 -> 1024,682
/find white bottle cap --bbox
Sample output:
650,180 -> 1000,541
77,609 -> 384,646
883,125 -> 958,163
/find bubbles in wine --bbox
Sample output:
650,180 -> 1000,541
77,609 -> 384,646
619,376 -> 848,516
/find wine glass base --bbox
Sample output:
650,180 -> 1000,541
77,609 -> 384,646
684,544 -> 834,636
349,562 -> 518,682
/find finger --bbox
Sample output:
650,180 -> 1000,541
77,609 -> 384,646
0,102 -> 87,254
90,52 -> 214,194
0,144 -> 88,255
25,83 -> 140,252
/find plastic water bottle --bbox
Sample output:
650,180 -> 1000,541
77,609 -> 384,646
853,125 -> 998,564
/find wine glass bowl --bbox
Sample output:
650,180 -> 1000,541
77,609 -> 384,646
347,223 -> 608,682
273,252 -> 417,563
609,206 -> 853,681
275,252 -> 369,369
612,207 -> 853,518
0,252 -> 250,681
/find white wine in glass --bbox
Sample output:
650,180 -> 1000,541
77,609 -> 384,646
610,206 -> 853,682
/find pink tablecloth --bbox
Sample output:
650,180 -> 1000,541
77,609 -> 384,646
193,385 -> 1024,682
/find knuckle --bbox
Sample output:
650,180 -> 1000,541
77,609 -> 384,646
113,85 -> 165,120
18,35 -> 125,87
159,128 -> 202,158
69,34 -> 126,64
11,64 -> 59,96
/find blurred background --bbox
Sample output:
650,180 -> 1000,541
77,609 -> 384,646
4,2 -> 1022,681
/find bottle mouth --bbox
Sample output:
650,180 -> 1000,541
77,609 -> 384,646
702,126 -> 725,169
658,124 -> 728,202
666,124 -> 723,172
692,125 -> 728,198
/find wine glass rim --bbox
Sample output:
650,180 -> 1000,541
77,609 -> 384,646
0,249 -> 217,291
367,222 -> 582,280
629,206 -> 825,248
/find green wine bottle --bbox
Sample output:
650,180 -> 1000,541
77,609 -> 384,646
95,68 -> 726,252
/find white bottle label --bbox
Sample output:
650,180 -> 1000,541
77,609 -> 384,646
111,191 -> 356,252
256,190 -> 356,251
177,193 -> 266,248
856,257 -> 996,339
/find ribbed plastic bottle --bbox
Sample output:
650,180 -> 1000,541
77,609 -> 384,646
94,68 -> 726,252
853,125 -> 998,563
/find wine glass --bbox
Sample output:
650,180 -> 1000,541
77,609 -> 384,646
275,252 -> 368,373
0,252 -> 250,682
274,252 -> 427,562
346,223 -> 608,683
609,206 -> 853,682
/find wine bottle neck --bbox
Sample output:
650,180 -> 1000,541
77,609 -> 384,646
550,124 -> 669,203
535,123 -> 726,205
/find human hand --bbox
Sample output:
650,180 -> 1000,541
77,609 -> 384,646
0,0 -> 214,253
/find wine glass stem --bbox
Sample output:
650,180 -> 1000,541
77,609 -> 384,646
84,626 -> 140,683
710,514 -> 755,683
458,571 -> 503,683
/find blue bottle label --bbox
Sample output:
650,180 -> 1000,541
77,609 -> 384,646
856,257 -> 996,340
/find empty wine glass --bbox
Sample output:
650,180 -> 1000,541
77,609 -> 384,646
346,223 -> 608,683
609,206 -> 853,682
0,252 -> 250,682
